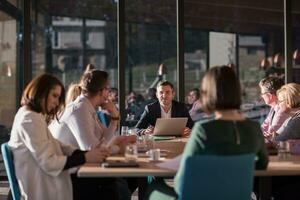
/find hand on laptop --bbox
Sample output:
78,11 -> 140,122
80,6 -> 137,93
182,127 -> 191,137
143,125 -> 154,135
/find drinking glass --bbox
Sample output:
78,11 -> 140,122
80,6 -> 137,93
121,126 -> 129,136
125,144 -> 138,162
277,141 -> 290,159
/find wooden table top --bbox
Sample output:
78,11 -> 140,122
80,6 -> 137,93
78,138 -> 300,178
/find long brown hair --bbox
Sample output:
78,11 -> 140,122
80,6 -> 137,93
21,74 -> 65,123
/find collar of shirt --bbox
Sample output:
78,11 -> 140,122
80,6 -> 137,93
77,94 -> 97,116
160,104 -> 172,118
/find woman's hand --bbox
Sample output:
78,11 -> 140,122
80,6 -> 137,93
100,100 -> 119,117
85,146 -> 110,163
110,135 -> 137,154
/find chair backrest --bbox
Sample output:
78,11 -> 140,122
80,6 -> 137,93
179,154 -> 255,200
97,111 -> 110,127
1,143 -> 21,200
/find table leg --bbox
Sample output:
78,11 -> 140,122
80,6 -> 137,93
257,177 -> 272,200
138,177 -> 148,199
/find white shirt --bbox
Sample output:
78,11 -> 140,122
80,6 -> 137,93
50,95 -> 116,151
9,106 -> 75,200
160,104 -> 172,119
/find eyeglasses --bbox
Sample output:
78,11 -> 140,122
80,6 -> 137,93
102,86 -> 110,91
260,92 -> 270,96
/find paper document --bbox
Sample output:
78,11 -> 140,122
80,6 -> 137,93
156,154 -> 182,171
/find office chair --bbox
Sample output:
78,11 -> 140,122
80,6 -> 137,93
179,154 -> 255,200
1,142 -> 21,200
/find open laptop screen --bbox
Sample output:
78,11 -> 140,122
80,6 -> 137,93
153,118 -> 188,136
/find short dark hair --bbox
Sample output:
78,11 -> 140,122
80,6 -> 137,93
21,74 -> 65,123
109,87 -> 118,94
201,66 -> 241,113
157,81 -> 174,90
80,70 -> 109,96
190,88 -> 200,99
259,77 -> 284,95
147,88 -> 157,99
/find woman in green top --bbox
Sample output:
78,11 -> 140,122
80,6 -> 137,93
146,66 -> 269,199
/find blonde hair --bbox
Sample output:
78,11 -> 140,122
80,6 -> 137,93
277,83 -> 300,108
65,83 -> 81,105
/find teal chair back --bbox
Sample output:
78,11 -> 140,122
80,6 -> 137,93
1,143 -> 21,200
179,154 -> 255,200
97,111 -> 110,127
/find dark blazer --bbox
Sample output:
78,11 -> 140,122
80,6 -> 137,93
135,100 -> 194,130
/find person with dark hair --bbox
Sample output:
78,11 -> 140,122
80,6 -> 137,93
187,88 -> 200,108
8,74 -> 109,200
108,87 -> 119,108
50,70 -> 134,151
186,88 -> 204,121
134,88 -> 158,121
259,77 -> 290,138
50,70 -> 136,199
135,81 -> 194,136
145,66 -> 268,199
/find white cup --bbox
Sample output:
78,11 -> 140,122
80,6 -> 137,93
125,144 -> 138,162
128,128 -> 138,136
278,141 -> 290,159
148,148 -> 161,161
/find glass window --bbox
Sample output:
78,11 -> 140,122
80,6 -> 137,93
50,17 -> 117,87
184,0 -> 284,121
0,12 -> 17,129
292,0 -> 300,83
184,29 -> 207,98
125,1 -> 177,119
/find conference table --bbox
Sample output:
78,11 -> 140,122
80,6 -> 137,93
78,138 -> 300,200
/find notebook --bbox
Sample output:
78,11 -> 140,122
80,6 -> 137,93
153,118 -> 188,136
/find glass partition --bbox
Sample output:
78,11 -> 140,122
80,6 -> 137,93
0,12 -> 17,129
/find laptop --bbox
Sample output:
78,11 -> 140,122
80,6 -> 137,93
153,118 -> 188,136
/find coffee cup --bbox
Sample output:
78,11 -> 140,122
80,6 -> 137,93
148,148 -> 161,161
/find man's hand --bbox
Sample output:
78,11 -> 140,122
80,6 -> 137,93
182,127 -> 191,137
143,125 -> 154,135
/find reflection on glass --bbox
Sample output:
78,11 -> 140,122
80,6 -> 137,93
0,12 -> 17,129
50,17 -> 118,88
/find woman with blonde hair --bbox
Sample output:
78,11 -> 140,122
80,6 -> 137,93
65,83 -> 82,105
274,83 -> 300,141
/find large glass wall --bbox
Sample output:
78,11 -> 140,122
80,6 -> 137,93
125,1 -> 177,119
184,0 -> 284,121
292,0 -> 300,82
0,12 -> 17,129
6,0 -> 297,125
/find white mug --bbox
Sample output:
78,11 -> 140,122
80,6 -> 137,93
149,149 -> 160,161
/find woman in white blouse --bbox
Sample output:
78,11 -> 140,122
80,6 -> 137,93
49,69 -> 136,199
8,74 -> 109,200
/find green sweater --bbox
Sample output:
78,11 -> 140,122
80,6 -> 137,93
174,119 -> 269,193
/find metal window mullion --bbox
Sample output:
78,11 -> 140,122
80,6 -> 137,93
117,0 -> 126,127
284,0 -> 293,83
177,0 -> 184,102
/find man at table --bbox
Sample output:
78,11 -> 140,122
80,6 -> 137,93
135,81 -> 194,136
